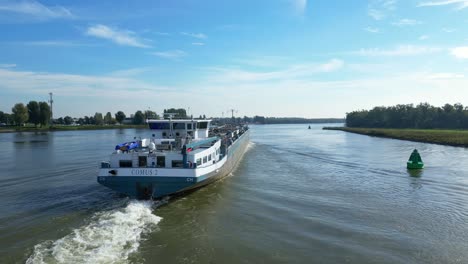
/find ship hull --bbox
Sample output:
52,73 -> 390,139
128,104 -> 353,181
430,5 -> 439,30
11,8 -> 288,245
97,130 -> 250,199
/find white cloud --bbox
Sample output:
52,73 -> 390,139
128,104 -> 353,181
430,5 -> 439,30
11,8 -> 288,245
232,56 -> 292,67
155,32 -> 170,36
364,27 -> 380,33
442,28 -> 456,33
368,0 -> 397,20
86,24 -> 150,48
419,35 -> 429,40
0,63 -> 16,68
194,69 -> 468,118
451,46 -> 468,59
0,0 -> 72,19
291,0 -> 307,15
418,0 -> 468,9
20,40 -> 92,47
192,42 -> 205,46
392,19 -> 422,26
425,72 -> 465,79
0,67 -> 194,117
180,32 -> 207,39
108,67 -> 153,77
151,50 -> 186,59
368,9 -> 385,20
0,68 -> 167,97
319,59 -> 344,72
356,45 -> 442,56
204,59 -> 344,83
3,64 -> 468,118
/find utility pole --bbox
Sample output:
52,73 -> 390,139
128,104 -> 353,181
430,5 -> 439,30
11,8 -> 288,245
227,109 -> 238,119
48,92 -> 53,126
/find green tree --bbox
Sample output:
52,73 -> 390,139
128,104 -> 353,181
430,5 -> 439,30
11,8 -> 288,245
39,102 -> 51,127
345,103 -> 468,129
144,110 -> 158,119
253,115 -> 266,124
11,103 -> 28,126
64,116 -> 73,125
115,111 -> 126,124
0,111 -> 9,124
94,112 -> 104,125
27,101 -> 40,127
164,108 -> 187,118
104,112 -> 112,124
133,110 -> 145,125
57,117 -> 64,125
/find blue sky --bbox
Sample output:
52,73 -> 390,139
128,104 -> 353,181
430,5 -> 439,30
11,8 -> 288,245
1,0 -> 468,118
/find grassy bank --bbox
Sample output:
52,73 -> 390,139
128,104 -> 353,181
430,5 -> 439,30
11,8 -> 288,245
323,127 -> 468,147
0,124 -> 147,133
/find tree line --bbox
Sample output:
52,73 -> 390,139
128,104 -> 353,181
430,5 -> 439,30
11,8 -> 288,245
346,103 -> 468,129
55,110 -> 159,126
1,102 -> 346,127
0,101 -> 160,126
0,102 -> 51,127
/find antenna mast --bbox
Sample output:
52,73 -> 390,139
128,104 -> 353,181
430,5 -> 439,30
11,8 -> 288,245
227,109 -> 238,119
48,92 -> 53,126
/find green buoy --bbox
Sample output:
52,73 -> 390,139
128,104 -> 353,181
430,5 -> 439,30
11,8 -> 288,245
407,149 -> 424,170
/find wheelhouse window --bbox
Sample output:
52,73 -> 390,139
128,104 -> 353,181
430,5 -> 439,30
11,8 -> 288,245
138,156 -> 147,167
149,123 -> 170,129
208,155 -> 212,161
157,156 -> 165,168
196,158 -> 202,166
187,123 -> 192,130
119,160 -> 133,168
197,122 -> 208,129
172,123 -> 185,129
203,156 -> 208,163
171,160 -> 184,168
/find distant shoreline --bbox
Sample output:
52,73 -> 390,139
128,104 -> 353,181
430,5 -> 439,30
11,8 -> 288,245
323,127 -> 468,148
0,124 -> 147,133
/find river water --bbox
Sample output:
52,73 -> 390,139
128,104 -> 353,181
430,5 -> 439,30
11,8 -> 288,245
1,124 -> 468,263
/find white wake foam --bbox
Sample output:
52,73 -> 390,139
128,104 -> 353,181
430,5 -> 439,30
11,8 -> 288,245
246,142 -> 256,152
26,200 -> 161,264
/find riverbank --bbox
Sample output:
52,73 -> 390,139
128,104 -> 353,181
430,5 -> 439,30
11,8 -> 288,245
323,127 -> 468,147
0,124 -> 147,133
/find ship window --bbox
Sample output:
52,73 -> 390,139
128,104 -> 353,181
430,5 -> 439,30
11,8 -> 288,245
119,160 -> 133,168
208,155 -> 212,161
172,123 -> 185,129
176,132 -> 180,137
162,132 -> 167,137
197,122 -> 208,129
150,123 -> 170,129
157,156 -> 165,168
196,158 -> 202,166
187,123 -> 192,130
172,160 -> 184,168
203,156 -> 207,163
138,156 -> 147,167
